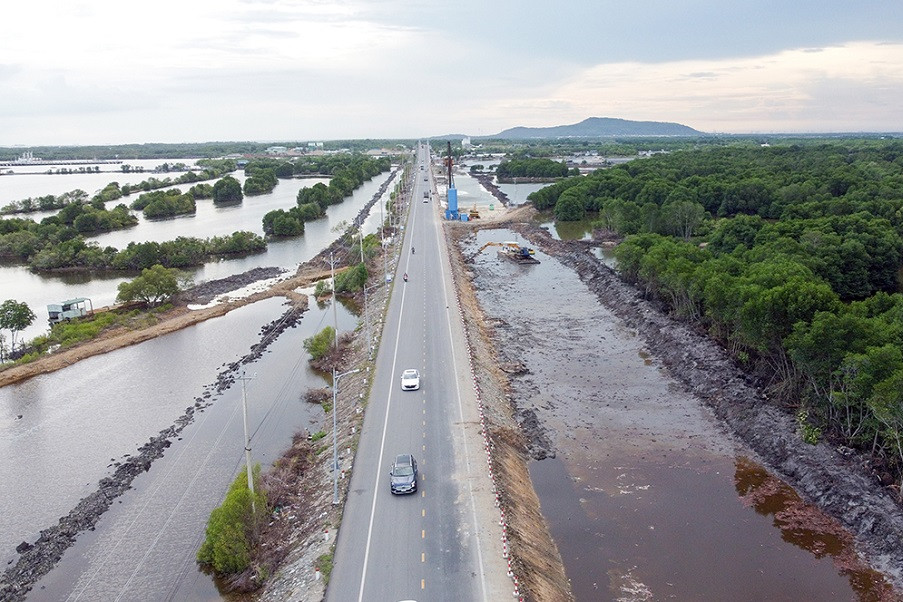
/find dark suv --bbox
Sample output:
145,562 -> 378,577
389,454 -> 418,494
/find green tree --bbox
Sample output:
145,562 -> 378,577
662,200 -> 705,241
272,213 -> 303,236
116,265 -> 188,306
0,299 -> 36,355
213,176 -> 244,204
867,368 -> 903,499
554,188 -> 586,221
334,263 -> 368,294
303,326 -> 336,361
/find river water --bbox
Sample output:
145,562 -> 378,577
1,162 -> 394,342
465,224 -> 894,600
15,294 -> 360,600
0,162 -> 393,599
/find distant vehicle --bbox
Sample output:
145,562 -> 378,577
390,454 -> 418,494
400,369 -> 420,391
423,191 -> 429,199
47,297 -> 93,324
420,165 -> 424,170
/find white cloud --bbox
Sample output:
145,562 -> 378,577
487,41 -> 903,133
1,2 -> 902,143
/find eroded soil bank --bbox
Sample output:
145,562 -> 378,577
450,210 -> 903,600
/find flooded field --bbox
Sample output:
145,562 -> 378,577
466,228 -> 894,601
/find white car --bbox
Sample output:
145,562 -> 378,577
400,369 -> 420,391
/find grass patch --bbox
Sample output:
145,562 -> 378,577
18,304 -> 171,359
316,551 -> 334,584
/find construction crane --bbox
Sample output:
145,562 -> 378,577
445,141 -> 454,189
444,141 -> 459,220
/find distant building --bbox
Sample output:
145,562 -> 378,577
15,151 -> 42,163
265,146 -> 288,155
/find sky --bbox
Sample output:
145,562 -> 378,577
1,0 -> 902,145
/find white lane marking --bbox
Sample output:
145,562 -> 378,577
433,190 -> 489,600
357,173 -> 417,601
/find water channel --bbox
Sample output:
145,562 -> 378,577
19,294 -> 360,600
464,217 -> 892,599
1,162 -> 393,342
0,163 -> 395,598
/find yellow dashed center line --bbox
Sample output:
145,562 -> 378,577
422,508 -> 426,517
421,529 -> 426,539
421,552 -> 425,562
421,579 -> 426,589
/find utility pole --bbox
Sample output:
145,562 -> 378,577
238,371 -> 256,512
330,252 -> 338,349
380,194 -> 388,284
332,367 -> 360,504
358,229 -> 371,359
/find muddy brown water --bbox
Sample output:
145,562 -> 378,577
467,229 -> 893,601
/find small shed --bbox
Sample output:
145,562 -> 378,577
47,297 -> 93,324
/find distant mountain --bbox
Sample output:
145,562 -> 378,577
483,117 -> 703,139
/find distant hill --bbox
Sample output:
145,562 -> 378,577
483,117 -> 703,139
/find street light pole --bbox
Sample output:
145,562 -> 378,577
333,367 -> 360,504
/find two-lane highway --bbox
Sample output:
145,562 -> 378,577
328,144 -> 504,601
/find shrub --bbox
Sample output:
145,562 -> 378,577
314,279 -> 332,298
316,552 -> 334,584
197,466 -> 267,574
303,326 -> 336,361
334,263 -> 368,294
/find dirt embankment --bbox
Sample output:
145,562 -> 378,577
491,211 -> 903,590
445,221 -> 573,602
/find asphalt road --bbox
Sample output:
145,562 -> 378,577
328,145 -> 499,602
